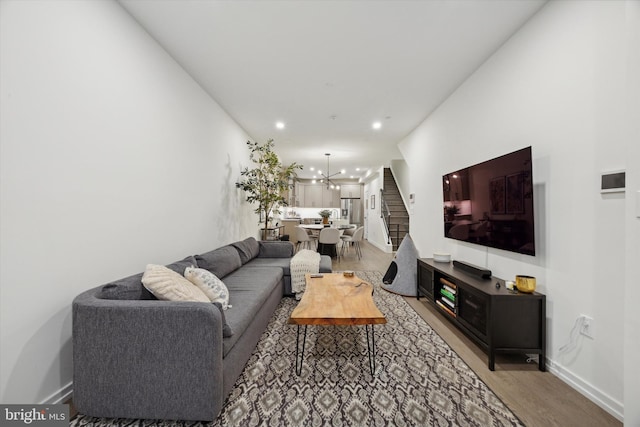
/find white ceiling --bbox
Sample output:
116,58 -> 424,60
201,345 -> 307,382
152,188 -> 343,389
118,0 -> 546,180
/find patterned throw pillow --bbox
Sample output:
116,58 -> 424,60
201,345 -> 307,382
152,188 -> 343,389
184,266 -> 232,310
141,264 -> 209,302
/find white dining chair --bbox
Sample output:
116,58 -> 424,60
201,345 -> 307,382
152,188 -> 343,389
340,226 -> 364,259
295,226 -> 317,251
318,227 -> 341,260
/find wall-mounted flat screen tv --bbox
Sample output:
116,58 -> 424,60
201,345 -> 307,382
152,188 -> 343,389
442,146 -> 535,256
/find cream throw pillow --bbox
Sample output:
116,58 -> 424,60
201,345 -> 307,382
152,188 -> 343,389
142,264 -> 209,302
184,266 -> 231,310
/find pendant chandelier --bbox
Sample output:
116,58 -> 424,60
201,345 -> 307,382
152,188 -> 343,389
319,153 -> 341,190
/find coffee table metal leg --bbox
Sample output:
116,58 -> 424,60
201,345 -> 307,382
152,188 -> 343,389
295,325 -> 307,376
365,324 -> 377,375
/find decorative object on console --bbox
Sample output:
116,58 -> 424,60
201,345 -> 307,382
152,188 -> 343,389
433,252 -> 451,263
515,275 -> 537,293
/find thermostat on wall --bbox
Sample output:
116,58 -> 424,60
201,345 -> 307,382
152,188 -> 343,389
601,170 -> 625,193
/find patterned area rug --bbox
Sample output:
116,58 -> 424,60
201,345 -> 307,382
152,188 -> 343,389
72,271 -> 523,427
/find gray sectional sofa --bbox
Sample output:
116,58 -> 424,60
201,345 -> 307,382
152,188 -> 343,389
72,237 -> 331,421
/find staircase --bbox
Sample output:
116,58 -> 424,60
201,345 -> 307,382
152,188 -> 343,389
381,168 -> 410,251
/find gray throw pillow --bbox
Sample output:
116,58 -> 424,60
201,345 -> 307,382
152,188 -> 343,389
195,246 -> 242,278
213,302 -> 233,337
99,273 -> 156,300
165,255 -> 198,274
231,237 -> 260,264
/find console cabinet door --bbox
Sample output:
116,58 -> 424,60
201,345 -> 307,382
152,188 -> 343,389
456,286 -> 489,343
417,260 -> 434,299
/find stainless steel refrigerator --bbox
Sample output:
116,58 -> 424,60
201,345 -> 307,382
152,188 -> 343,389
340,198 -> 362,225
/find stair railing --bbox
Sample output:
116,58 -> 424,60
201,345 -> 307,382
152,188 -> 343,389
380,189 -> 392,244
390,215 -> 410,250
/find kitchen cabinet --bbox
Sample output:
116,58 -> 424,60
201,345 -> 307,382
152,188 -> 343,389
294,183 -> 304,207
340,184 -> 362,199
296,183 -> 340,207
303,185 -> 323,207
322,188 -> 340,207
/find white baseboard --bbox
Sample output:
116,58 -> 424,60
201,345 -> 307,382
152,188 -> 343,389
40,381 -> 73,405
547,359 -> 623,422
368,239 -> 393,253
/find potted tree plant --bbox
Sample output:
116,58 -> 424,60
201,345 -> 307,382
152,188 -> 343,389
236,139 -> 302,233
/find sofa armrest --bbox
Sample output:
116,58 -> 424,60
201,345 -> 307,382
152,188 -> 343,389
258,240 -> 294,258
72,287 -> 224,421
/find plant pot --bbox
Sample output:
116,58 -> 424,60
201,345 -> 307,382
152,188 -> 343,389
322,217 -> 329,224
515,275 -> 536,293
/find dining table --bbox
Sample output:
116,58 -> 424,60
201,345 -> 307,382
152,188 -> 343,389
299,223 -> 352,231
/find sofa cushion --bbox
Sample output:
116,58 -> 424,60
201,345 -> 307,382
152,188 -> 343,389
142,264 -> 209,302
244,257 -> 292,276
258,240 -> 294,258
165,255 -> 198,274
220,267 -> 283,356
99,272 -> 157,300
195,246 -> 242,279
231,237 -> 260,264
212,302 -> 233,338
98,256 -> 197,301
244,254 -> 332,280
184,266 -> 231,310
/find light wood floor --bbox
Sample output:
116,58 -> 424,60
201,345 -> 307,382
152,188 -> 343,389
334,239 -> 621,427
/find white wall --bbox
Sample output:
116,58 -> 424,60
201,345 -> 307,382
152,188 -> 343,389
398,1 -> 639,422
623,1 -> 640,424
363,168 -> 391,252
0,0 -> 257,403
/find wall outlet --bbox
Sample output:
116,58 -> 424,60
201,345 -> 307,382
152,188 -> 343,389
580,315 -> 595,339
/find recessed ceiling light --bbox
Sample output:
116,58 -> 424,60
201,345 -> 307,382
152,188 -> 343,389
275,121 -> 285,129
350,175 -> 354,179
318,170 -> 322,175
372,121 -> 382,130
310,167 -> 314,171
355,168 -> 360,171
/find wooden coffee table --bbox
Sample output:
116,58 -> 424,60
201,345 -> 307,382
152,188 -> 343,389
288,273 -> 387,375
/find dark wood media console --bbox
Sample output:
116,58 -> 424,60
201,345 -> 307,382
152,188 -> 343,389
417,258 -> 546,371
